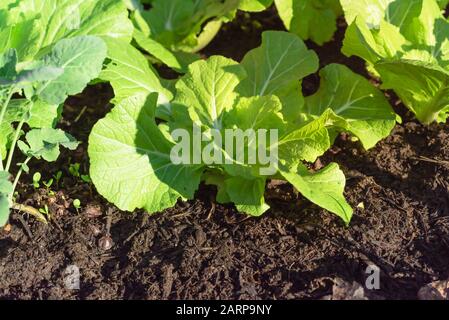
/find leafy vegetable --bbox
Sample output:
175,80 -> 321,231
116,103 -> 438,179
274,0 -> 343,45
0,0 -> 133,226
341,0 -> 449,124
128,0 -> 243,73
89,31 -> 396,224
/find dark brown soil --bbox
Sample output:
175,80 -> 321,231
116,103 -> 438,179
0,10 -> 448,300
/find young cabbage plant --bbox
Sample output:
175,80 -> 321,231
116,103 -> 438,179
341,0 -> 449,124
0,0 -> 131,226
89,31 -> 396,224
128,0 -> 242,73
0,35 -> 107,227
240,0 -> 343,45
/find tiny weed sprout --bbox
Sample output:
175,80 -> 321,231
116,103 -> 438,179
53,171 -> 63,188
43,179 -> 53,189
69,162 -> 92,183
0,0 -> 134,227
341,0 -> 449,124
32,172 -> 41,189
39,204 -> 50,217
89,30 -> 396,224
69,163 -> 82,178
81,175 -> 92,184
73,199 -> 81,211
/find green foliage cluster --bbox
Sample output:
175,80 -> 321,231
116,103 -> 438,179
1,0 -> 448,227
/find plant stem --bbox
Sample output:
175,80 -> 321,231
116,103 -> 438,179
5,99 -> 32,172
5,116 -> 26,172
11,203 -> 48,224
9,156 -> 31,203
0,87 -> 14,171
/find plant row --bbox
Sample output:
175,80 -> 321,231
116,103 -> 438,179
1,0 -> 448,227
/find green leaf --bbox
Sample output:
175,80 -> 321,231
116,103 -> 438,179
341,0 -> 393,26
274,0 -> 342,45
4,99 -> 60,129
238,30 -> 319,97
6,66 -> 64,86
173,56 -> 246,130
18,128 -> 79,162
36,36 -> 107,105
10,0 -> 132,49
342,17 -> 406,65
224,176 -> 270,216
204,171 -> 270,216
142,0 -> 196,45
99,38 -> 173,118
237,31 -> 318,121
239,0 -> 274,12
304,63 -> 397,149
0,49 -> 18,82
376,59 -> 449,123
281,163 -> 353,224
88,93 -> 203,213
277,111 -> 331,166
28,100 -> 61,128
222,95 -> 285,178
133,29 -> 199,73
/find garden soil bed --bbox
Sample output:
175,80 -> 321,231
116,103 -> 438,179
0,10 -> 448,300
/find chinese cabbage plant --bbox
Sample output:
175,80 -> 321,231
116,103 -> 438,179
239,0 -> 343,45
0,0 -> 133,226
128,0 -> 242,73
89,31 -> 396,224
341,0 -> 449,124
238,0 -> 449,45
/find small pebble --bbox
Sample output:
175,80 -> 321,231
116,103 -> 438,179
89,225 -> 102,236
84,204 -> 103,218
98,235 -> 113,251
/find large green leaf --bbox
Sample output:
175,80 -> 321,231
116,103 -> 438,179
274,0 -> 342,45
304,63 -> 397,149
173,56 -> 246,130
237,31 -> 318,97
3,0 -> 133,62
282,163 -> 353,224
237,31 -> 318,120
99,39 -> 173,118
376,59 -> 449,123
88,93 -> 204,213
36,36 -> 107,105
